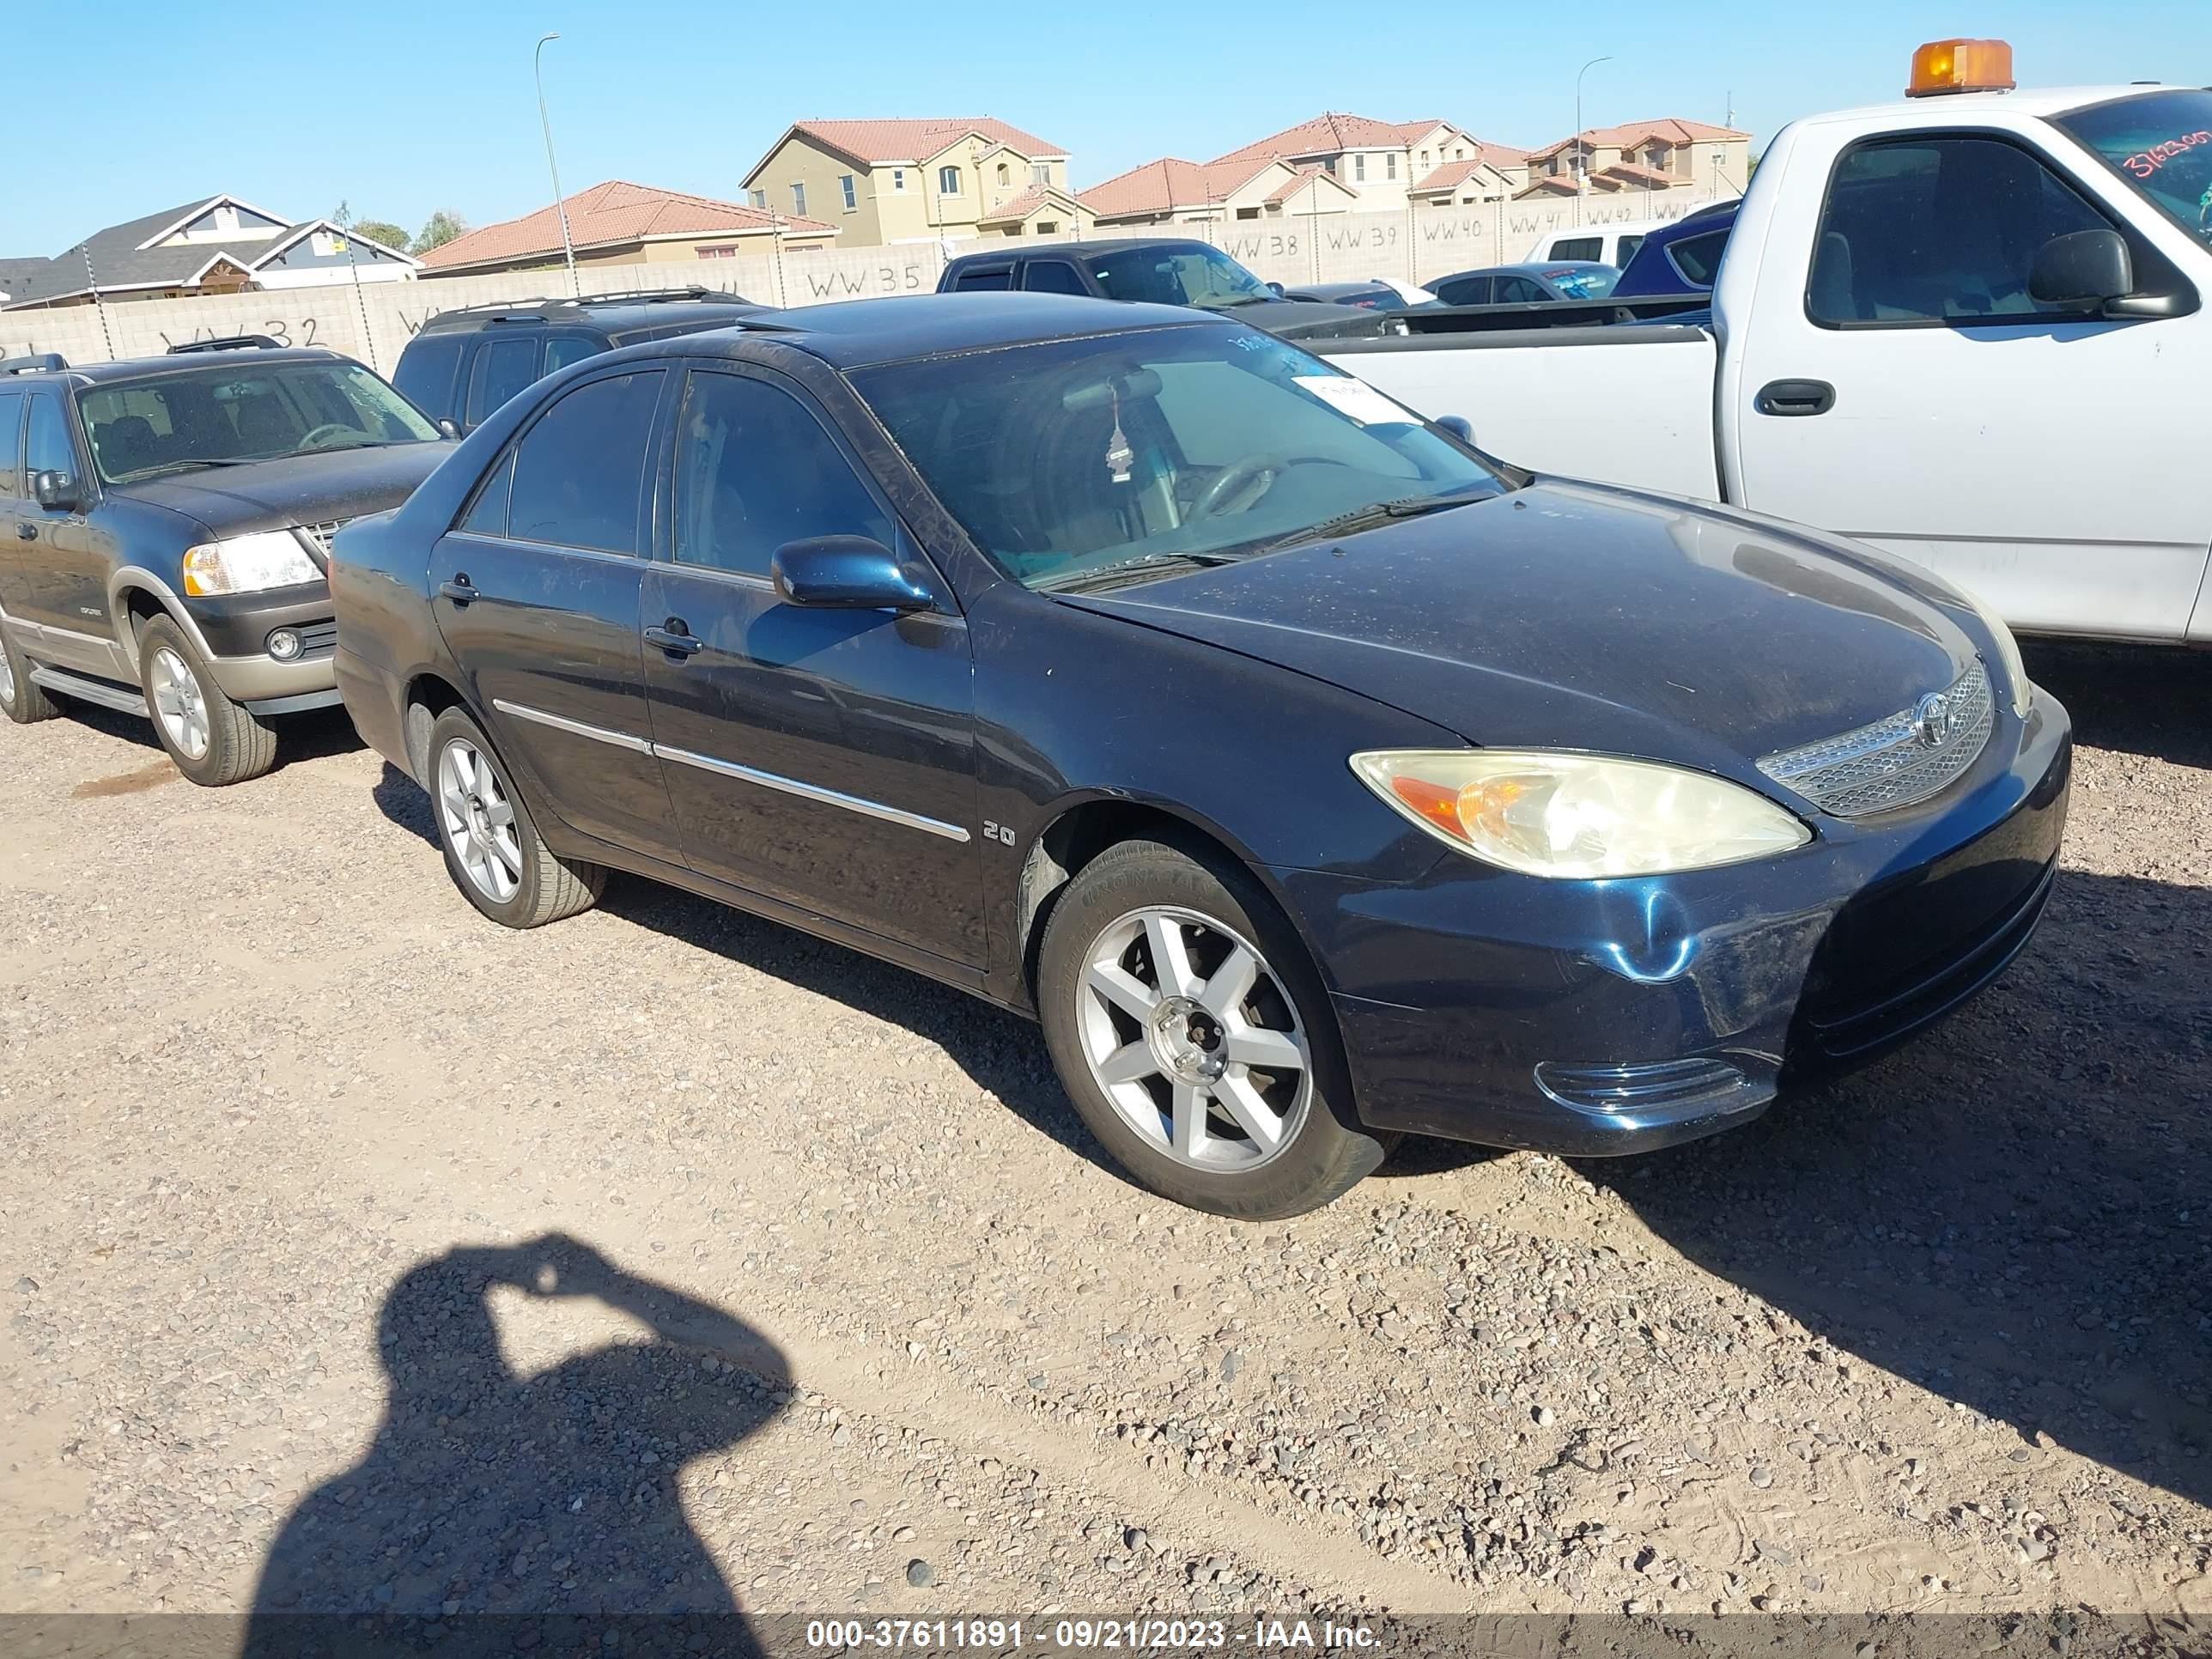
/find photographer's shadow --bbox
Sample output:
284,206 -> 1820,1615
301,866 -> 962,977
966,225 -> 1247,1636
246,1236 -> 787,1646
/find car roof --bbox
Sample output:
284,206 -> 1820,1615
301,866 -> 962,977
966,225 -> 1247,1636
21,347 -> 351,388
945,237 -> 1212,267
414,289 -> 768,335
650,290 -> 1220,369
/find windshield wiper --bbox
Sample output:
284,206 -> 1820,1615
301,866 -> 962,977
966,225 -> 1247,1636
1031,550 -> 1244,594
116,457 -> 264,483
1263,489 -> 1485,553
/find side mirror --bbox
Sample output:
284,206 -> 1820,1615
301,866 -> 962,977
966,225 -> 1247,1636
2028,228 -> 2133,310
1434,415 -> 1475,446
32,469 -> 82,513
437,417 -> 461,441
1266,281 -> 1285,298
771,535 -> 935,611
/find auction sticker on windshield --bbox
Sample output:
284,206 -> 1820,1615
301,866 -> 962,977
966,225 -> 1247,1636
1294,375 -> 1413,427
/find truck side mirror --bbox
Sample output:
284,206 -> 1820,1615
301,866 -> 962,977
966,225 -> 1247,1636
32,469 -> 82,513
1435,415 -> 1475,446
2027,228 -> 2132,309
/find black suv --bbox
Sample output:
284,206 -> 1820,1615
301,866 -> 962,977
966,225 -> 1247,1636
392,288 -> 775,436
936,240 -> 1389,341
0,342 -> 449,784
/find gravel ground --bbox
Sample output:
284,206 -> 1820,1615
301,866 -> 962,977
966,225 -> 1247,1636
1,641 -> 2208,1639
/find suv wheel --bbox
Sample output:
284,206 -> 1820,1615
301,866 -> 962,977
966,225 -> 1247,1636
1036,836 -> 1395,1218
0,617 -> 58,725
138,615 -> 276,785
427,707 -> 605,927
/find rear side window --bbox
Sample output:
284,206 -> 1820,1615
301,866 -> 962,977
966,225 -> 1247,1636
1498,276 -> 1553,304
1435,275 -> 1490,305
465,335 -> 541,426
1547,235 -> 1602,262
1021,261 -> 1089,295
392,332 -> 465,418
1808,135 -> 2114,325
952,265 -> 1013,292
1667,228 -> 1731,287
672,372 -> 892,578
0,390 -> 23,496
506,371 -> 664,554
1615,234 -> 1646,265
543,335 -> 602,374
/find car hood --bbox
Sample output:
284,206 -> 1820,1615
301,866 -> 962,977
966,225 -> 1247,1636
1060,481 -> 1978,776
112,442 -> 455,540
1232,300 -> 1395,341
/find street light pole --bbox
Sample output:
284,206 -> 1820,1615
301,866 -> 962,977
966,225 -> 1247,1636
1574,54 -> 1613,227
534,32 -> 579,297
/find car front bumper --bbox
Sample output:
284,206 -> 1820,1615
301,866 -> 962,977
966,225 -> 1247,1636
1275,694 -> 2073,1157
181,584 -> 341,710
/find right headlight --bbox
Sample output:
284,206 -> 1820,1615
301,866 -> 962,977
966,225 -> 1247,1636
1957,584 -> 2032,719
180,531 -> 320,597
1351,749 -> 1811,878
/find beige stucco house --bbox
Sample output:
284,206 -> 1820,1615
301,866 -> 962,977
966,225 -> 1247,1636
740,118 -> 1091,246
1079,155 -> 1360,228
1521,119 -> 1751,201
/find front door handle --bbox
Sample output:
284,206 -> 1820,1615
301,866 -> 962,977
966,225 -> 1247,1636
14,523 -> 34,541
438,575 -> 477,604
1754,379 -> 1837,417
645,621 -> 705,659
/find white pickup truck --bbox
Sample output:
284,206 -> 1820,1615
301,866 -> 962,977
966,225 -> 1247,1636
1322,46 -> 2212,643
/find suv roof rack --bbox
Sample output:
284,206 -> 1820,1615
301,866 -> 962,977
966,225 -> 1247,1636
0,352 -> 67,374
422,287 -> 757,327
167,335 -> 283,354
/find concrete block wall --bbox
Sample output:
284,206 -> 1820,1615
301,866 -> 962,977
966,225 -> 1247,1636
0,186 -> 1727,371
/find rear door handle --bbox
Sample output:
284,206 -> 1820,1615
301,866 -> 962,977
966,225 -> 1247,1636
1754,379 -> 1837,417
438,576 -> 477,604
645,622 -> 705,658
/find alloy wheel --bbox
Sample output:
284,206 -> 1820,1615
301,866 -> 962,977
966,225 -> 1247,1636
0,641 -> 15,709
438,738 -> 524,904
1074,905 -> 1312,1171
149,647 -> 210,760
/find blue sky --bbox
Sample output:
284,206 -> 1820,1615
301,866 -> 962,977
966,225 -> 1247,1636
12,0 -> 2207,253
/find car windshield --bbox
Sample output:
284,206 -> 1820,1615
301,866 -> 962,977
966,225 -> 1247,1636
852,324 -> 1508,591
78,360 -> 440,484
2054,88 -> 2212,247
1084,244 -> 1278,310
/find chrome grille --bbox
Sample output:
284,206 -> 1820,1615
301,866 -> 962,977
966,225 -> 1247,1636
296,520 -> 348,559
1758,660 -> 1993,818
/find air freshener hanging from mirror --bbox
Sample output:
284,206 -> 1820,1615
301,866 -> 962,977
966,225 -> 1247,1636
1105,387 -> 1133,483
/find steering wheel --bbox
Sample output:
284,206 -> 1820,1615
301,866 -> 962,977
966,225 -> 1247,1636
296,423 -> 360,450
1190,453 -> 1340,521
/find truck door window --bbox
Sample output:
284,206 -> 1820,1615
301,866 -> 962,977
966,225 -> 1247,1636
952,265 -> 1013,292
1549,236 -> 1601,262
1808,136 -> 2113,326
1021,260 -> 1090,296
25,394 -> 77,487
0,390 -> 24,497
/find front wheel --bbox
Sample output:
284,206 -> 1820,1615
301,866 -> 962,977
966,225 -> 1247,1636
426,707 -> 605,928
138,614 -> 276,785
1036,836 -> 1395,1218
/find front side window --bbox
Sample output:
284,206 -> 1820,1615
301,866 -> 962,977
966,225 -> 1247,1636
840,174 -> 858,211
1548,235 -> 1601,262
78,362 -> 436,484
25,394 -> 75,483
672,373 -> 891,578
1616,233 -> 1646,265
853,325 -> 1505,592
466,337 -> 540,427
1021,260 -> 1089,295
1808,134 -> 2114,325
0,389 -> 27,496
939,166 -> 962,195
2054,88 -> 2212,249
505,370 -> 663,554
1083,243 -> 1274,311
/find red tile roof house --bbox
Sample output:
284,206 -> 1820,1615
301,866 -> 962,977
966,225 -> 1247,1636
740,119 -> 1090,245
1079,155 -> 1359,227
416,180 -> 835,279
1522,118 -> 1752,199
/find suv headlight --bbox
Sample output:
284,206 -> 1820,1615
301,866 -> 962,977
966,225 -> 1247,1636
181,531 -> 320,597
1352,749 -> 1811,878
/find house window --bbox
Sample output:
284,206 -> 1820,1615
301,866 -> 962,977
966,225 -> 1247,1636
791,183 -> 807,216
840,174 -> 857,211
1034,220 -> 1057,234
696,245 -> 737,259
939,165 -> 962,195
1420,149 -> 1430,168
748,188 -> 768,210
996,162 -> 1011,185
1353,155 -> 1366,181
1236,206 -> 1260,220
1031,162 -> 1051,185
892,169 -> 908,192
1386,153 -> 1397,179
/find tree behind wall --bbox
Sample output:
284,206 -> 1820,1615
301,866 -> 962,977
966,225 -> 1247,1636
412,211 -> 469,254
350,222 -> 411,252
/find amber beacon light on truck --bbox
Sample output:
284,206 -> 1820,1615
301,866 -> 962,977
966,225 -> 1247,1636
1906,38 -> 2016,97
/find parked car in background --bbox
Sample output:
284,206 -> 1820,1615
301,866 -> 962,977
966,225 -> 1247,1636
1428,262 -> 1621,305
1321,46 -> 2212,644
1530,216 -> 1680,270
331,292 -> 2067,1218
1280,278 -> 1438,310
0,342 -> 448,784
392,287 -> 774,436
1612,200 -> 1739,296
936,240 -> 1390,340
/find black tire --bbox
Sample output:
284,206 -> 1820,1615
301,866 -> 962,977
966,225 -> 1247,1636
425,707 -> 605,928
137,613 -> 276,786
0,617 -> 57,725
1036,835 -> 1396,1218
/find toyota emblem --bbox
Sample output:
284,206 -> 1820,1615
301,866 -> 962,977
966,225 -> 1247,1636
1910,691 -> 1954,748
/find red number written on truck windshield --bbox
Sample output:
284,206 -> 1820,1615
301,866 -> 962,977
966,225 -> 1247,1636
2124,130 -> 2212,179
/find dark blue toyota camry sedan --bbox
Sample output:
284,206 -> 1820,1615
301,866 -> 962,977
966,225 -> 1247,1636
331,293 -> 2070,1218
